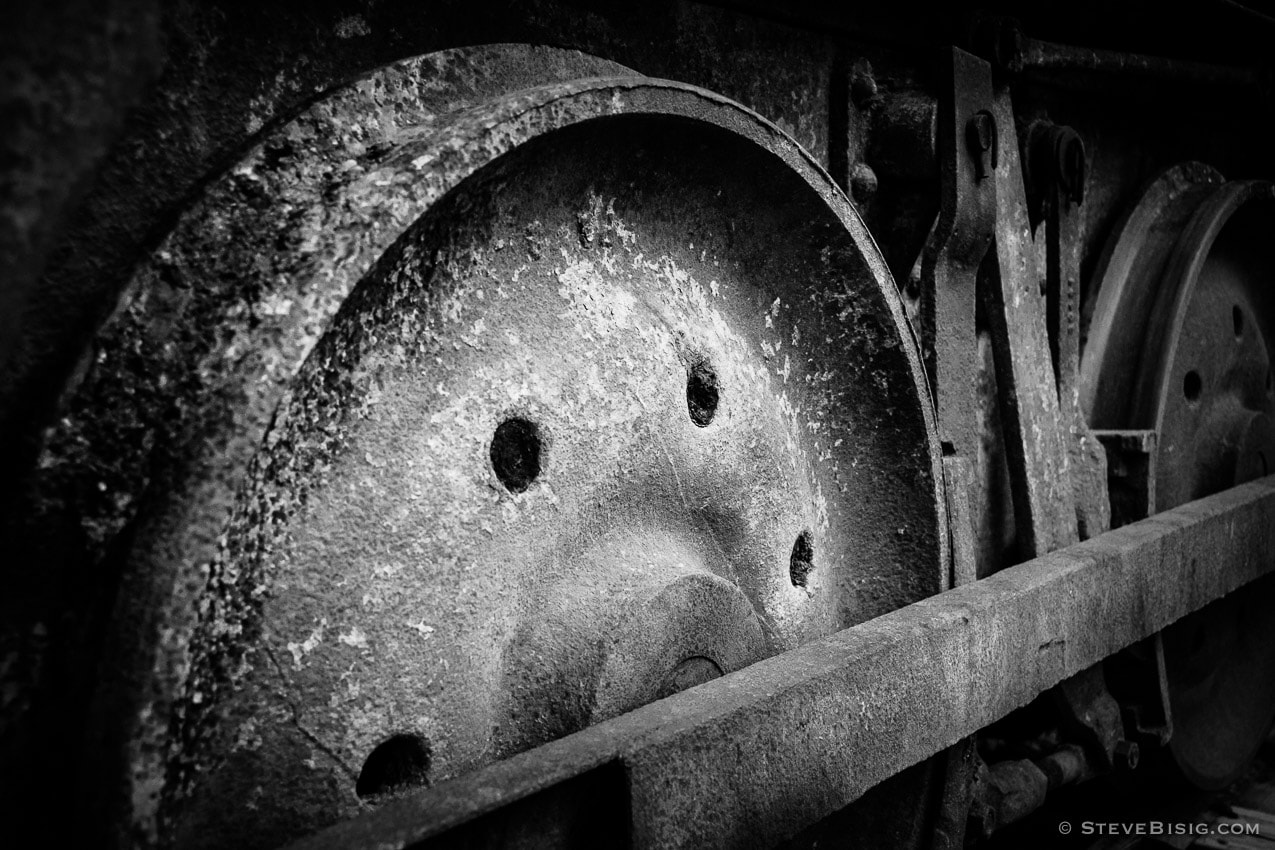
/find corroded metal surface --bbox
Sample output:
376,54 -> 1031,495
4,7 -> 1275,850
1136,181 -> 1275,510
0,3 -> 844,502
289,477 -> 1275,850
1084,169 -> 1275,790
3,19 -> 849,839
1080,162 -> 1226,427
1037,124 -> 1111,542
916,48 -> 994,460
44,45 -> 637,845
28,47 -> 943,847
1129,180 -> 1275,789
987,90 -> 1077,559
176,111 -> 945,844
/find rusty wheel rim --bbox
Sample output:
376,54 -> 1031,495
43,47 -> 945,845
1143,181 -> 1275,790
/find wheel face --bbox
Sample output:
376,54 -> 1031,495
1081,162 -> 1225,428
44,48 -> 944,845
1082,168 -> 1275,790
1141,184 -> 1275,510
1145,183 -> 1275,790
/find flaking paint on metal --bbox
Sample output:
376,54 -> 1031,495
31,49 -> 941,845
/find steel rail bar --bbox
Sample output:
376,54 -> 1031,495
1014,35 -> 1258,90
291,477 -> 1275,850
973,18 -> 1263,96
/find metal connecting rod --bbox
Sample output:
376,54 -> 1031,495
291,477 -> 1275,850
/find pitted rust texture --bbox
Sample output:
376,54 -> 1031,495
986,91 -> 1078,559
42,53 -> 666,846
168,103 -> 942,846
288,477 -> 1275,850
0,1 -> 838,506
27,52 -> 662,844
3,19 -> 840,807
16,57 -> 941,846
8,48 -> 639,841
38,48 -> 635,556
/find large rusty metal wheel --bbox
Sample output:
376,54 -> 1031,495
1081,163 -> 1275,790
44,46 -> 947,847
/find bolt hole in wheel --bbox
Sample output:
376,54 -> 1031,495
686,359 -> 720,426
355,734 -> 431,801
789,529 -> 815,587
1183,370 -> 1203,402
490,417 -> 542,492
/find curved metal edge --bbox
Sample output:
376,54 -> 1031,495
42,48 -> 944,842
622,79 -> 949,598
1079,161 -> 1224,423
1141,180 -> 1275,437
1126,178 -> 1275,789
64,46 -> 645,843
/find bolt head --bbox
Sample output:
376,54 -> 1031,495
850,162 -> 879,205
1114,740 -> 1140,771
851,71 -> 878,108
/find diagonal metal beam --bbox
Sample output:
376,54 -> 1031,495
290,477 -> 1275,850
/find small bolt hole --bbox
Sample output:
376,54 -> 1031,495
491,418 -> 541,493
687,361 -> 719,427
356,734 -> 430,801
789,530 -> 815,588
1233,305 -> 1245,338
1183,370 -> 1202,402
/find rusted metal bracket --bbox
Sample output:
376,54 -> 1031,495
1029,117 -> 1121,782
1028,119 -> 1112,542
983,90 -> 1120,818
1093,429 -> 1171,751
1106,634 -> 1174,749
984,89 -> 1076,559
1094,429 -> 1158,528
921,47 -> 996,849
289,479 -> 1275,850
918,47 -> 995,461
